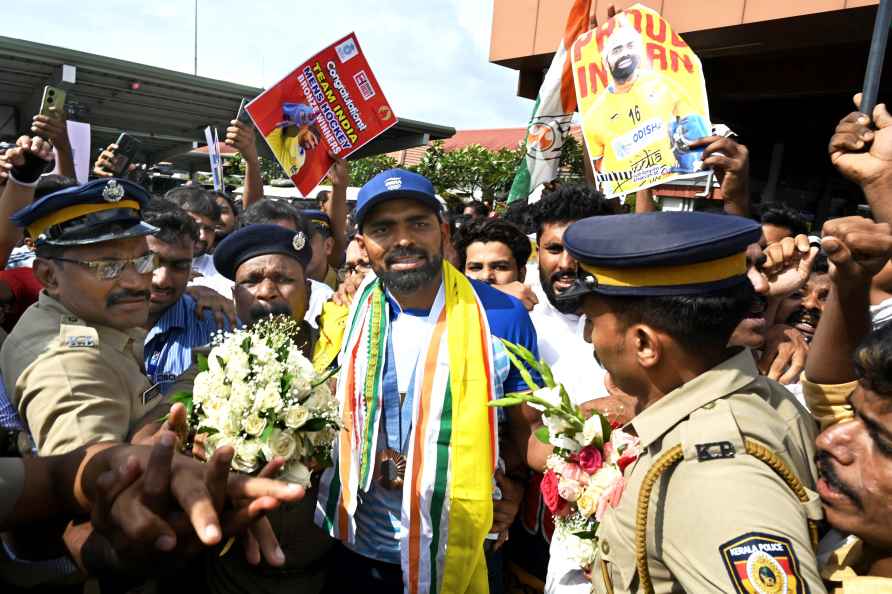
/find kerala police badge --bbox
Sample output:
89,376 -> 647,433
719,532 -> 805,594
292,231 -> 306,252
102,179 -> 125,202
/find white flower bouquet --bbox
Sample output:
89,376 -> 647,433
490,340 -> 641,571
172,316 -> 339,487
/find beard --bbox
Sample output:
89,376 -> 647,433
539,266 -> 581,315
247,301 -> 293,325
375,246 -> 443,294
609,54 -> 638,83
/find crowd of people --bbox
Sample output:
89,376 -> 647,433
0,87 -> 891,594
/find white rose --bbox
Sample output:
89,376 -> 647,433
264,428 -> 298,461
543,412 -> 571,435
284,404 -> 311,429
255,383 -> 284,413
582,415 -> 604,447
550,435 -> 582,452
558,478 -> 583,502
204,433 -> 235,458
280,460 -> 312,487
305,427 -> 336,448
243,413 -> 267,436
529,386 -> 562,412
232,440 -> 263,474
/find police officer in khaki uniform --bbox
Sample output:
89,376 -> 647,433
559,212 -> 826,593
1,178 -> 161,455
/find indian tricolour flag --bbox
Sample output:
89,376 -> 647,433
507,0 -> 591,203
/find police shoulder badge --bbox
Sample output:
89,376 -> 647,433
102,180 -> 125,202
719,532 -> 805,594
292,231 -> 306,251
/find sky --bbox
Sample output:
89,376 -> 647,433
0,0 -> 535,130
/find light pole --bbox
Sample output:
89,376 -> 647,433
193,0 -> 198,76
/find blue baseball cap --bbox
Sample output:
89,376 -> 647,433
354,169 -> 441,230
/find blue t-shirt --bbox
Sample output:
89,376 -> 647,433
350,280 -> 539,564
144,294 -> 229,394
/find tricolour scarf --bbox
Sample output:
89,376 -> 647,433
316,261 -> 497,594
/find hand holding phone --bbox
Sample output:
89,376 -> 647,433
39,85 -> 66,119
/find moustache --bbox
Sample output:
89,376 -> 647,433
248,302 -> 293,323
549,269 -> 578,287
788,307 -> 820,328
815,450 -> 863,509
385,246 -> 429,266
106,290 -> 150,307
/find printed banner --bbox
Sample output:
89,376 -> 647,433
571,4 -> 710,197
247,33 -> 397,195
204,126 -> 224,192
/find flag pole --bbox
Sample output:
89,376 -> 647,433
861,0 -> 892,118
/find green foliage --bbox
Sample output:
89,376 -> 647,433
344,154 -> 399,187
410,141 -> 523,203
227,153 -> 284,184
559,135 -> 585,181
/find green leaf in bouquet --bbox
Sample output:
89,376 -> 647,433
241,336 -> 252,352
499,339 -> 541,392
572,528 -> 599,539
539,358 -> 555,388
197,354 -> 209,372
559,385 -> 574,414
260,424 -> 274,442
601,413 -> 612,443
487,396 -> 527,408
312,365 -> 341,388
534,426 -> 551,444
196,426 -> 219,436
301,418 -> 328,432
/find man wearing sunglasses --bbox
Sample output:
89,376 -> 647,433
0,177 -> 163,456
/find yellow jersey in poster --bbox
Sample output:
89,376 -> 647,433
265,128 -> 307,177
583,70 -> 695,191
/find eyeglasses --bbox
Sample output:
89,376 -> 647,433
337,261 -> 370,282
49,252 -> 158,281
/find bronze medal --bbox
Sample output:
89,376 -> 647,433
376,448 -> 407,490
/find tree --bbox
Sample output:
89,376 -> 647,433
559,135 -> 584,182
343,153 -> 398,187
411,141 -> 524,204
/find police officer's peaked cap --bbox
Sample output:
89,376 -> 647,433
213,224 -> 312,281
562,212 -> 762,297
12,178 -> 157,246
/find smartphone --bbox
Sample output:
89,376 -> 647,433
236,98 -> 252,125
39,85 -> 66,118
111,132 -> 141,176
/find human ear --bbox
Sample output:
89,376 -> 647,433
633,325 -> 661,369
34,259 -> 59,295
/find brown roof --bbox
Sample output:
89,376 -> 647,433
386,123 -> 583,166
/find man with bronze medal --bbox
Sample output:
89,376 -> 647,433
316,169 -> 541,594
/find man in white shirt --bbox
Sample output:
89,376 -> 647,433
525,185 -> 615,594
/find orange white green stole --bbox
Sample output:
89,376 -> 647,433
315,261 -> 498,594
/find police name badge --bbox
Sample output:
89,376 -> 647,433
719,532 -> 806,594
142,382 -> 164,406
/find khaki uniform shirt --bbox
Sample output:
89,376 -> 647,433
592,349 -> 826,594
0,292 -> 159,455
820,534 -> 892,594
